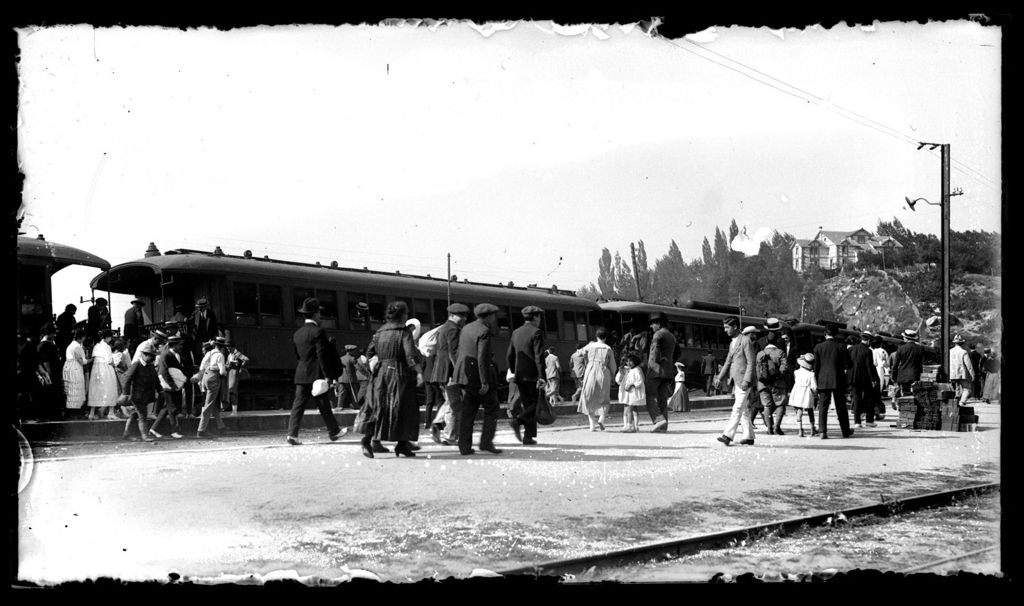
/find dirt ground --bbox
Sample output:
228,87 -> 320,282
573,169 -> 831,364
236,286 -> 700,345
16,404 -> 1001,584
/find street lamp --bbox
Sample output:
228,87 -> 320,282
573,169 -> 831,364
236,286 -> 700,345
905,141 -> 963,380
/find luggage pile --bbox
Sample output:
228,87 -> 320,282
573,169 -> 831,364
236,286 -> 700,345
896,373 -> 978,431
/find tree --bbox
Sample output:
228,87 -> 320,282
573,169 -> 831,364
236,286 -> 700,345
635,240 -> 652,298
597,248 -> 615,297
613,251 -> 636,299
712,227 -> 729,267
701,236 -> 713,266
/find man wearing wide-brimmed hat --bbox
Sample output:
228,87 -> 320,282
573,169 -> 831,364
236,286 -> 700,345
124,298 -> 146,342
754,318 -> 791,435
948,333 -> 975,407
286,297 -> 347,446
848,331 -> 881,428
645,311 -> 677,433
891,328 -> 924,397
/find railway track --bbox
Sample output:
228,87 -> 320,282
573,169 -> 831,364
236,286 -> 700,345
497,482 -> 1000,578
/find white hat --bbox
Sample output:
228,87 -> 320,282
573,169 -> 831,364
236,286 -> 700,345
742,325 -> 758,335
312,379 -> 330,397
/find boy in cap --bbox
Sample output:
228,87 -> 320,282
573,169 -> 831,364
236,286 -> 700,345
151,334 -> 187,439
507,305 -> 547,445
428,303 -> 470,445
452,303 -> 503,455
122,342 -> 159,442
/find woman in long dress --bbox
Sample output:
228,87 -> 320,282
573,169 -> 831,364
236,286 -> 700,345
577,327 -> 618,431
63,328 -> 89,413
668,361 -> 690,412
87,329 -> 119,419
982,350 -> 1000,403
358,301 -> 424,458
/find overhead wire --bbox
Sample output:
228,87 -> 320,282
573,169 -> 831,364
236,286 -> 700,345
671,36 -> 1001,194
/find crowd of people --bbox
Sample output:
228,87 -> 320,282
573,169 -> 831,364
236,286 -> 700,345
18,295 -> 1002,453
15,298 -> 250,440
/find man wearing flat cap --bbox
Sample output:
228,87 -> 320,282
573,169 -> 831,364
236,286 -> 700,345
645,311 -> 677,433
848,331 -> 880,428
890,328 -> 924,397
507,305 -> 547,445
452,303 -> 503,455
286,297 -> 347,446
427,303 -> 470,445
132,329 -> 169,365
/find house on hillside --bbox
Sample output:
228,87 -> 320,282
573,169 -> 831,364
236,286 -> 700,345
792,228 -> 904,272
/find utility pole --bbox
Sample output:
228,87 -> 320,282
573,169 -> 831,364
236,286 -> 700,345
446,253 -> 451,308
800,295 -> 806,323
940,144 -> 950,380
629,242 -> 643,301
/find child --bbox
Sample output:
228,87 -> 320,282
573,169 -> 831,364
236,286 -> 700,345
122,342 -> 159,442
789,353 -> 818,437
224,341 -> 250,416
617,353 -> 645,433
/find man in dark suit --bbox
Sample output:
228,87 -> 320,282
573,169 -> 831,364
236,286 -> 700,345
507,305 -> 547,445
428,303 -> 469,445
86,297 -> 111,342
848,331 -> 881,428
701,349 -> 719,396
55,304 -> 78,357
968,344 -> 983,400
452,303 -> 502,455
124,298 -> 146,347
188,298 -> 220,360
891,329 -> 924,397
812,323 -> 854,439
645,312 -> 677,433
286,297 -> 348,446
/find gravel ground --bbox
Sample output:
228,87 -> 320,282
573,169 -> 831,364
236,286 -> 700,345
16,404 -> 1001,585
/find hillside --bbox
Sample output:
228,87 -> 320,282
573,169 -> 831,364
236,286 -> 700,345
818,270 -> 1001,350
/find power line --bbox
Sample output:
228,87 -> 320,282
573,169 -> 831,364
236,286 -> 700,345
670,37 -> 1001,193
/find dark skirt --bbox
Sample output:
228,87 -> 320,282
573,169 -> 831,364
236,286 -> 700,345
362,360 -> 420,442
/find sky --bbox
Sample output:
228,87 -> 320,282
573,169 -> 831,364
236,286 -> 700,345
16,19 -> 1002,329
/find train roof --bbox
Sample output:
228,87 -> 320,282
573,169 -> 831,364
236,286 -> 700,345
598,300 -> 768,325
17,235 -> 110,272
90,247 -> 600,311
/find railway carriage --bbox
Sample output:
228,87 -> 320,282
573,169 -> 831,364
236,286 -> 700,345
17,234 -> 111,338
89,245 -> 602,409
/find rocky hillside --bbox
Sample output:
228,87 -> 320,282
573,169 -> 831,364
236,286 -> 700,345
818,270 -> 1001,350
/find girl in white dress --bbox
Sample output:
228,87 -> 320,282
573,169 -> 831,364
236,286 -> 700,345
577,328 -> 618,431
63,329 -> 89,412
87,330 -> 119,419
616,353 -> 645,432
789,353 -> 818,437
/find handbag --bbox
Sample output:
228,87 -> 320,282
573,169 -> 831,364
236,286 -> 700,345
535,396 -> 557,426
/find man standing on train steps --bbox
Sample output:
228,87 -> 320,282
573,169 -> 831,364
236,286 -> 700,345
452,303 -> 502,455
715,315 -> 757,446
813,323 -> 854,439
507,305 -> 547,445
188,298 -> 220,363
645,312 -> 676,433
286,297 -> 349,446
428,303 -> 469,445
124,298 -> 146,352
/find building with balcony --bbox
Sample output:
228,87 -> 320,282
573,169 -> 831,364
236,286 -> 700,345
792,228 -> 903,272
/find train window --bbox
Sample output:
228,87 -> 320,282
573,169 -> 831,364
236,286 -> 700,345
413,298 -> 432,327
575,315 -> 589,342
432,299 -> 448,326
543,309 -> 558,340
317,290 -> 338,329
259,284 -> 283,326
346,293 -> 368,331
233,282 -> 258,326
496,305 -> 511,335
293,288 -> 315,326
561,311 -> 576,341
368,294 -> 386,329
683,324 -> 697,348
